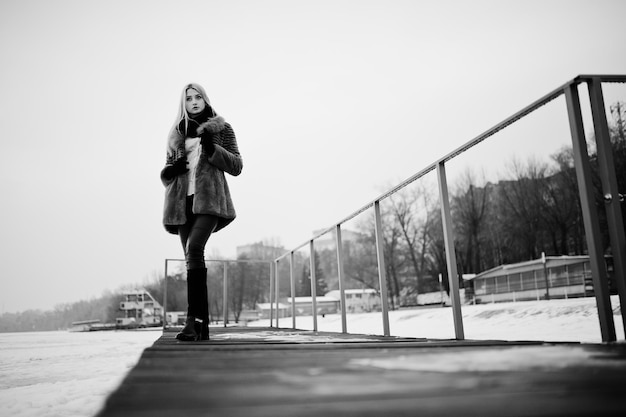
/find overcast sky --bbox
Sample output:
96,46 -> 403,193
1,0 -> 625,313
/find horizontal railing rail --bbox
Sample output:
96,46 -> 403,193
271,74 -> 626,343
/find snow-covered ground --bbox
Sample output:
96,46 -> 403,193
0,297 -> 623,417
0,329 -> 161,417
252,296 -> 624,343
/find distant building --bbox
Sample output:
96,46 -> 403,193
326,289 -> 381,313
237,242 -> 286,260
165,311 -> 186,326
284,296 -> 340,316
313,228 -> 363,252
254,296 -> 340,319
255,302 -> 291,319
117,289 -> 163,328
468,255 -> 615,304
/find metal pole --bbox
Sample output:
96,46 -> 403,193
588,77 -> 626,338
309,240 -> 318,332
542,252 -> 551,300
269,261 -> 274,328
437,161 -> 465,340
565,82 -> 616,342
565,264 -> 570,299
439,273 -> 444,306
374,200 -> 391,336
223,262 -> 228,327
583,262 -> 587,297
290,251 -> 296,329
335,224 -> 348,333
163,259 -> 168,331
275,260 -> 280,328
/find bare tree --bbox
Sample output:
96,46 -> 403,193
543,147 -> 585,254
451,169 -> 490,274
388,182 -> 437,301
498,157 -> 549,261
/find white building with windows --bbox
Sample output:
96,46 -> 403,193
326,289 -> 381,313
117,289 -> 163,328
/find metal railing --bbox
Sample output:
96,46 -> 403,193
162,258 -> 272,330
270,74 -> 626,342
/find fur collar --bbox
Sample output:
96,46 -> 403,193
197,115 -> 226,135
167,115 -> 227,160
181,115 -> 226,138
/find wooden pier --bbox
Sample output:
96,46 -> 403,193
97,327 -> 626,416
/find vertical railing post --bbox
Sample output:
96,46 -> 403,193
309,240 -> 318,332
541,252 -> 551,300
290,251 -> 296,329
335,224 -> 348,333
269,261 -> 274,328
588,77 -> 626,338
275,260 -> 280,328
565,82 -> 616,342
163,259 -> 168,331
374,200 -> 391,336
437,161 -> 465,340
223,262 -> 228,327
564,266 -> 569,299
583,262 -> 588,297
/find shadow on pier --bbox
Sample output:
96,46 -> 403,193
96,326 -> 626,417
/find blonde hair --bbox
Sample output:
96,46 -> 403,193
176,83 -> 216,135
166,83 -> 216,159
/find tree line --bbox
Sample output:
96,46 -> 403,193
0,291 -> 125,332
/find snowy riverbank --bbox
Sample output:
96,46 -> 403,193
249,296 -> 624,343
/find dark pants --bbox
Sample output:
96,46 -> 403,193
178,196 -> 219,270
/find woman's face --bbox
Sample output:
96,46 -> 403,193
185,88 -> 206,116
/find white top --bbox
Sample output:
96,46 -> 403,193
185,137 -> 201,196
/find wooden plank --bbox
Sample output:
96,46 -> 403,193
97,327 -> 626,417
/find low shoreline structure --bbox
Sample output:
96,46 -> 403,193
69,319 -> 162,332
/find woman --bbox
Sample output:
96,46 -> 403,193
161,83 -> 243,341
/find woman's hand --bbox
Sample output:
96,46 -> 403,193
163,158 -> 188,180
200,133 -> 215,156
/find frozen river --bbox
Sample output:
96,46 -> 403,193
0,329 -> 160,417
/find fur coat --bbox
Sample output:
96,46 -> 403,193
161,116 -> 243,234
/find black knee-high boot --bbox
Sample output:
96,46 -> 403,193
197,268 -> 209,340
175,268 -> 207,342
